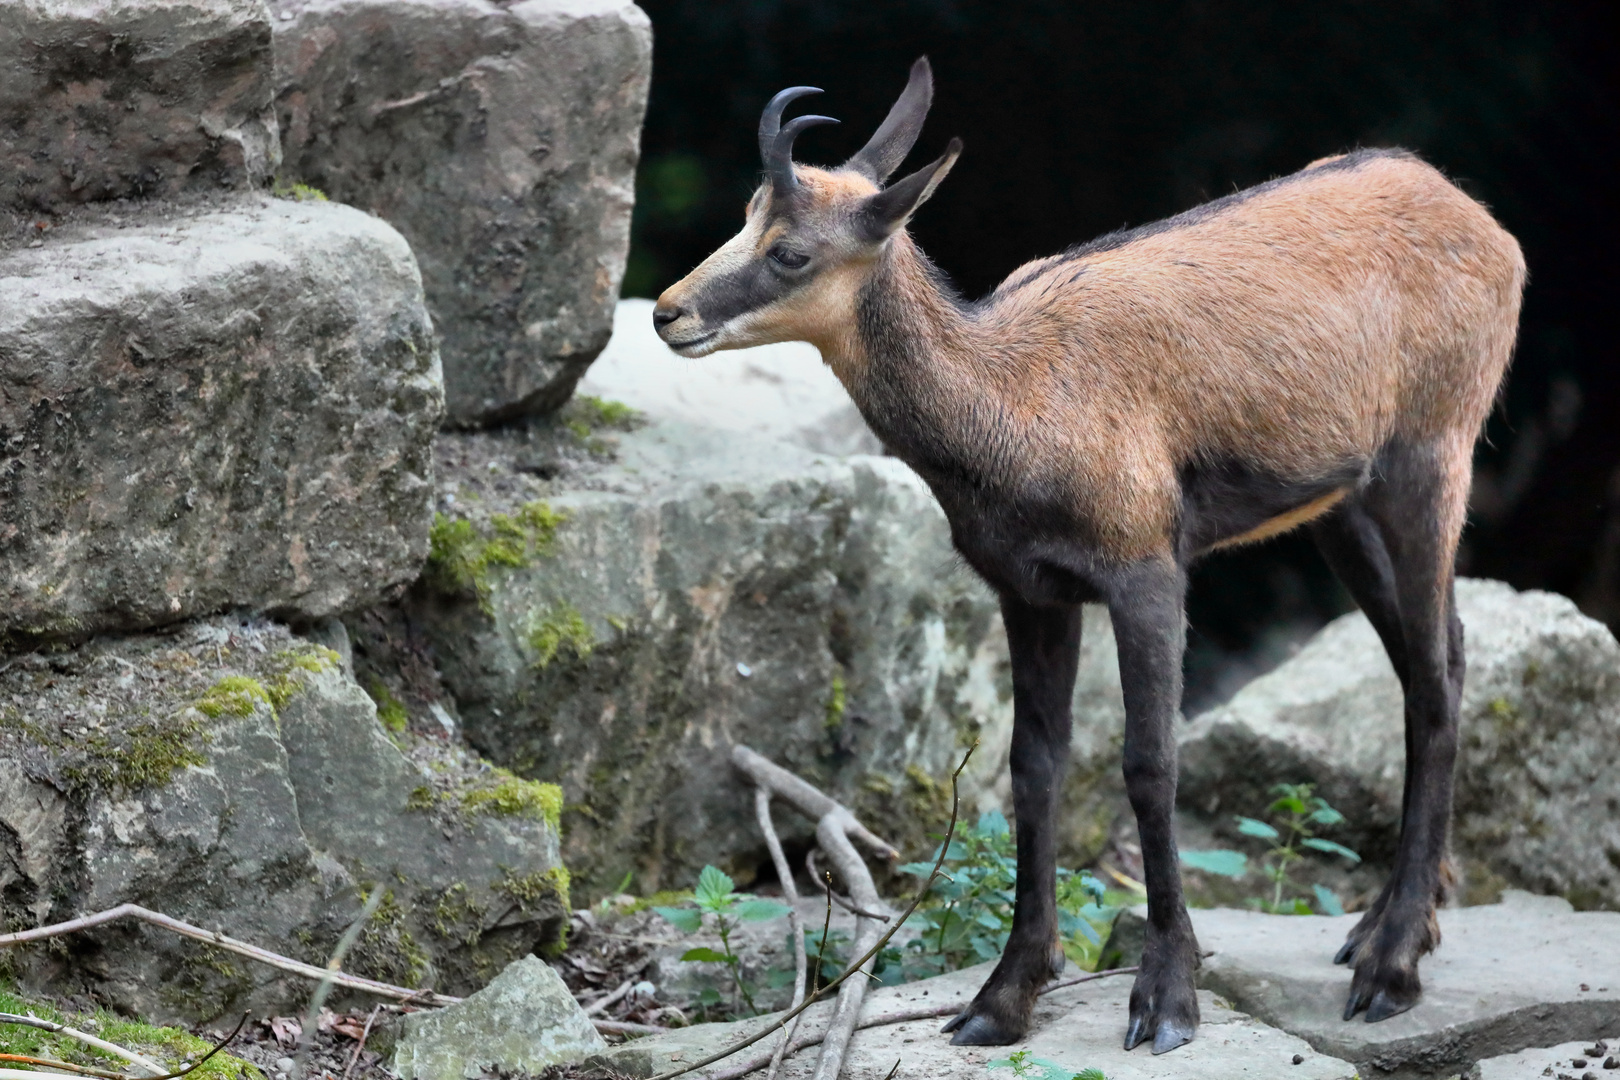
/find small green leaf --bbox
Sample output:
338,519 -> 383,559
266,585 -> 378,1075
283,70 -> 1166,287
978,809 -> 1011,837
1312,883 -> 1346,916
1300,838 -> 1361,863
734,898 -> 793,922
680,946 -> 730,963
698,987 -> 722,1006
652,906 -> 702,933
1235,816 -> 1281,841
1270,795 -> 1308,815
1071,1071 -> 1108,1080
1309,804 -> 1345,826
696,865 -> 735,907
1180,849 -> 1249,878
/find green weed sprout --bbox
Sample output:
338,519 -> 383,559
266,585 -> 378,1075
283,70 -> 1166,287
1180,782 -> 1361,915
990,1049 -> 1107,1080
896,810 -> 1114,978
653,865 -> 791,1016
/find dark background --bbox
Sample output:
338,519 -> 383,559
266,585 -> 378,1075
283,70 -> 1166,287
621,0 -> 1616,712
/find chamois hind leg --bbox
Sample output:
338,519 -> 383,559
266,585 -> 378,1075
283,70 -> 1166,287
1109,560 -> 1200,1053
943,596 -> 1081,1046
1338,438 -> 1470,1023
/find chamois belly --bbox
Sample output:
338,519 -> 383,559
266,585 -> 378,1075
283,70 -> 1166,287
1177,456 -> 1370,556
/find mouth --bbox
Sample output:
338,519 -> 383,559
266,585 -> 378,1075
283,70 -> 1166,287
664,329 -> 719,356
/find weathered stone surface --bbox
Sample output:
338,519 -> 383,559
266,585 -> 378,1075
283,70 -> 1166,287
1473,1034 -> 1620,1080
0,617 -> 566,1021
578,299 -> 883,457
0,195 -> 444,646
1108,891 -> 1620,1079
0,0 -> 280,210
393,956 -> 605,1080
594,959 -> 1358,1079
272,0 -> 652,425
1179,579 -> 1620,908
410,413 -> 1133,897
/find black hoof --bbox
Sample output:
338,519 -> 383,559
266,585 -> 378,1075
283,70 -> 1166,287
1153,1019 -> 1196,1055
1341,985 -> 1371,1021
942,1012 -> 1018,1046
1333,937 -> 1357,965
1364,987 -> 1418,1023
1123,1014 -> 1151,1052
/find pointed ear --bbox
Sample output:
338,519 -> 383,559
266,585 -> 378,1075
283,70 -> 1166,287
845,57 -> 933,183
857,138 -> 962,242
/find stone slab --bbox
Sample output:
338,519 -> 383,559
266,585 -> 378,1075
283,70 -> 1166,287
0,616 -> 565,1020
394,956 -> 605,1080
577,299 -> 883,457
1112,892 -> 1620,1079
0,0 -> 280,210
1179,578 -> 1620,908
0,195 -> 443,645
595,960 -> 1358,1080
272,0 -> 652,424
1473,1034 -> 1620,1079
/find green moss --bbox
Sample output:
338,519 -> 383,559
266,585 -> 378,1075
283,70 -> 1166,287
68,714 -> 210,794
194,675 -> 271,718
430,882 -> 490,947
351,888 -> 429,988
526,603 -> 594,669
272,179 -> 328,202
461,769 -> 563,828
406,785 -> 442,812
495,865 -> 571,914
428,501 -> 567,608
369,680 -> 409,733
824,666 -> 847,730
0,985 -> 261,1080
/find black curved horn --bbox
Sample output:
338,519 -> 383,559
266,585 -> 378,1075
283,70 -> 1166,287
759,86 -> 822,163
767,114 -> 839,193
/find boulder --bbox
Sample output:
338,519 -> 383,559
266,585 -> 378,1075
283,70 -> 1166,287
1178,579 -> 1620,908
407,411 -> 1133,897
593,959 -> 1359,1080
0,0 -> 279,210
0,195 -> 443,647
0,616 -> 567,1021
392,956 -> 605,1080
1108,891 -> 1620,1079
271,0 -> 652,425
577,299 -> 884,457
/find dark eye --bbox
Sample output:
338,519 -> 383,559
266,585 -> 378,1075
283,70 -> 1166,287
768,245 -> 810,269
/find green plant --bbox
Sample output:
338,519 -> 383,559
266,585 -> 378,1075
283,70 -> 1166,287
989,1049 -> 1106,1080
1180,782 -> 1361,915
896,810 -> 1114,978
653,865 -> 791,1016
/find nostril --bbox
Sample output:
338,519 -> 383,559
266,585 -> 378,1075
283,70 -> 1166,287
652,305 -> 683,330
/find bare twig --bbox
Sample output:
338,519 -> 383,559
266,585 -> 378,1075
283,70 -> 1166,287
805,851 -> 890,921
593,1019 -> 671,1036
340,1006 -> 383,1080
1,1053 -> 129,1080
0,906 -> 461,1008
639,745 -> 973,1080
0,1014 -> 164,1077
585,978 -> 637,1017
753,788 -> 805,1080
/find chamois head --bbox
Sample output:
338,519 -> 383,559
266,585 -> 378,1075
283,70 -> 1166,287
653,58 -> 962,357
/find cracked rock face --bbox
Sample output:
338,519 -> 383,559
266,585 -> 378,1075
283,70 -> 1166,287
271,0 -> 652,425
1178,578 -> 1620,909
0,617 -> 566,1023
0,0 -> 281,210
0,195 -> 443,646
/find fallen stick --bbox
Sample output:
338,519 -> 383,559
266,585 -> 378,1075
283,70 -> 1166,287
0,1014 -> 164,1077
753,787 -> 806,1080
585,978 -> 637,1017
700,965 -> 1140,1080
0,905 -> 462,1009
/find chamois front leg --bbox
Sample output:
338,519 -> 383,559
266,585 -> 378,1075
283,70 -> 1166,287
1108,560 -> 1200,1054
942,597 -> 1081,1046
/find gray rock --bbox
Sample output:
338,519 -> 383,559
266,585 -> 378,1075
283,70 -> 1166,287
1109,891 -> 1620,1080
577,300 -> 884,457
272,0 -> 652,425
393,956 -> 606,1080
0,195 -> 443,646
0,0 -> 279,210
1179,579 -> 1620,908
413,414 -> 1134,896
1473,1034 -> 1620,1080
594,959 -> 1358,1079
0,617 -> 566,1021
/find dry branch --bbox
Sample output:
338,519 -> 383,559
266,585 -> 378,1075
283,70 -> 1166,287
0,1014 -> 164,1077
753,787 -> 806,1080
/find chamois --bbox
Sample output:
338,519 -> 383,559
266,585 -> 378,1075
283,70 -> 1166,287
654,58 -> 1525,1054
